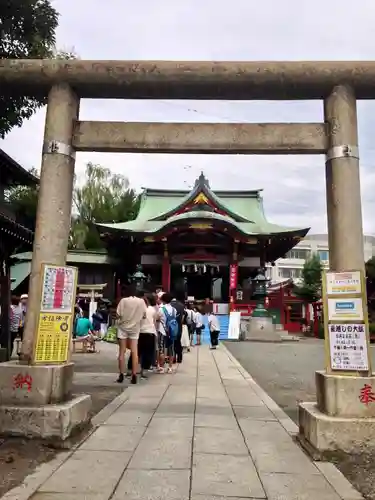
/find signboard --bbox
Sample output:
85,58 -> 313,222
327,298 -> 364,321
322,269 -> 371,375
41,265 -> 77,313
325,271 -> 362,295
328,324 -> 369,371
33,264 -> 78,364
229,264 -> 238,290
34,313 -> 72,363
227,311 -> 241,340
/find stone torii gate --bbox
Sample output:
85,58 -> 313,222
0,60 -> 372,447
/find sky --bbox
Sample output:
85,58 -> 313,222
2,0 -> 375,233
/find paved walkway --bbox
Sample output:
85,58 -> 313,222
14,345 -> 362,500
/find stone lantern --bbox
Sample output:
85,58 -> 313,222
251,269 -> 270,318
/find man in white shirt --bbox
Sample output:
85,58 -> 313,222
207,312 -> 220,349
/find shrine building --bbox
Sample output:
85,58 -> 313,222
98,173 -> 310,325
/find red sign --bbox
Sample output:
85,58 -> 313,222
229,264 -> 238,290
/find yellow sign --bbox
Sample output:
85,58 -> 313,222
34,313 -> 72,364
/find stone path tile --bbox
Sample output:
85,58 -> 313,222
192,453 -> 266,498
80,424 -> 145,452
194,427 -> 249,455
27,345 -> 362,500
38,450 -> 130,495
112,469 -> 190,500
261,472 -> 341,499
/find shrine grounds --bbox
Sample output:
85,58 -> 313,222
226,339 -> 375,500
1,339 -> 375,498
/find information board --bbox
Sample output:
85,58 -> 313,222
328,323 -> 369,371
40,265 -> 77,313
325,271 -> 362,295
327,298 -> 364,321
33,264 -> 78,364
322,269 -> 371,375
34,313 -> 72,363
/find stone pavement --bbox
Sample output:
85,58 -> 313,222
6,345 -> 363,500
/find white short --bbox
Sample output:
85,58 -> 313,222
117,328 -> 139,341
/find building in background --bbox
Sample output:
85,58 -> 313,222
267,233 -> 375,284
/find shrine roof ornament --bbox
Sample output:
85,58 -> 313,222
149,172 -> 250,223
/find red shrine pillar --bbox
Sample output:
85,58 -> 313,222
229,241 -> 239,311
162,243 -> 171,292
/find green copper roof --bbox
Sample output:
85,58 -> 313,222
97,173 -> 309,237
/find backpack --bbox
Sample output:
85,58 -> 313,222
162,306 -> 179,340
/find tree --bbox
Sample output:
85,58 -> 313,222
71,162 -> 140,250
0,1 -> 77,138
294,253 -> 323,303
6,168 -> 39,230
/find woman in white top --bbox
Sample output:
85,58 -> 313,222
138,294 -> 159,378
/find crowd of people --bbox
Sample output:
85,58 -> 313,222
8,286 -> 221,382
115,285 -> 221,385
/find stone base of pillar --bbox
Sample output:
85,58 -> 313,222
0,394 -> 91,445
299,371 -> 375,453
299,402 -> 375,454
0,362 -> 92,443
0,362 -> 75,405
246,316 -> 282,342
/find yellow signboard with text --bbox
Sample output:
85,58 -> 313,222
34,313 -> 72,364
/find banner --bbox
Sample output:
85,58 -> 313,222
229,264 -> 238,290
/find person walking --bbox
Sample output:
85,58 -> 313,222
185,303 -> 195,346
116,284 -> 147,385
207,311 -> 220,349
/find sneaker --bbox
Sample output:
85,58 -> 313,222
167,367 -> 173,374
131,374 -> 137,384
116,373 -> 124,383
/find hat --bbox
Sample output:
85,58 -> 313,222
20,294 -> 28,299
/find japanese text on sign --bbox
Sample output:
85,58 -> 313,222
40,265 -> 77,314
229,264 -> 238,290
325,271 -> 362,295
34,313 -> 72,364
328,324 -> 369,371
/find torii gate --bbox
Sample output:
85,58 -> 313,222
0,59 -> 367,360
1,59 -> 374,451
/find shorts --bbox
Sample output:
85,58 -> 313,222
158,332 -> 174,357
117,328 -> 139,341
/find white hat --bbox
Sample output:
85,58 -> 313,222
20,294 -> 28,299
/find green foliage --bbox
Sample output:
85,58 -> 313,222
294,253 -> 323,303
5,168 -> 39,230
0,1 -> 78,137
70,162 -> 140,250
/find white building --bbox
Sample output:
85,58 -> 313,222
267,234 -> 375,284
